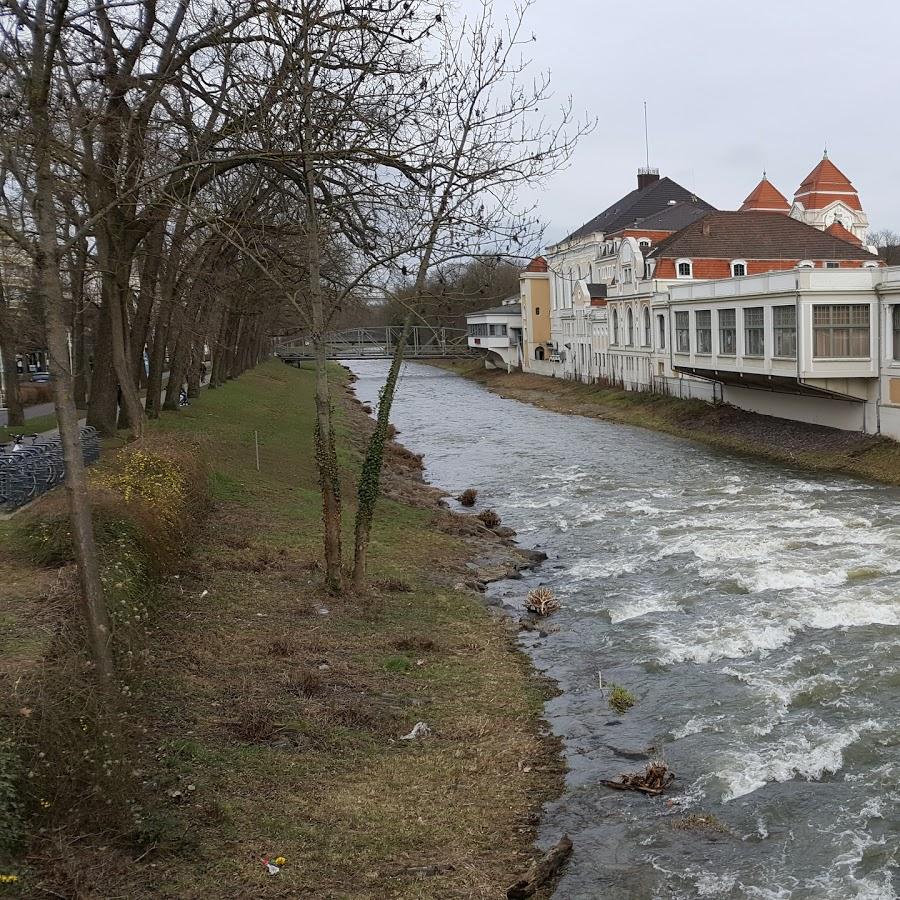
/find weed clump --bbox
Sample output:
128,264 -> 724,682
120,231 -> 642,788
478,508 -> 501,528
232,703 -> 278,743
285,667 -> 322,698
458,488 -> 478,507
374,577 -> 413,593
607,684 -> 635,714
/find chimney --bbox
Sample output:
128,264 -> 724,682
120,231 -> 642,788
638,167 -> 660,190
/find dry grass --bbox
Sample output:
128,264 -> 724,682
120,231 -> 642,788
3,361 -> 563,899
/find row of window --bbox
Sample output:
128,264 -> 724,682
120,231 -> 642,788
468,323 -> 508,337
673,304 -> 871,359
611,307 -> 652,347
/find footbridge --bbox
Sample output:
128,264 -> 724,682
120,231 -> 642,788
277,326 -> 475,362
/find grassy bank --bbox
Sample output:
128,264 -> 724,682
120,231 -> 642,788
435,361 -> 900,485
1,360 -> 562,898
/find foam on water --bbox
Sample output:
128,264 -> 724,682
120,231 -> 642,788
710,720 -> 880,802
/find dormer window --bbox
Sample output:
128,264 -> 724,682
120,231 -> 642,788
638,239 -> 651,249
676,259 -> 693,278
731,260 -> 747,277
797,260 -> 814,269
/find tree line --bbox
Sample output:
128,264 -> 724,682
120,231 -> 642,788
0,0 -> 589,678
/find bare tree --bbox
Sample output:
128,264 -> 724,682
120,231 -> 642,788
351,0 -> 592,589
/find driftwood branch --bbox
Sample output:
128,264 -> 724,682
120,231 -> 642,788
600,761 -> 675,796
506,834 -> 573,899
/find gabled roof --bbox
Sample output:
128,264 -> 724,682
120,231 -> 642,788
740,176 -> 790,213
647,211 -> 878,261
613,199 -> 713,235
794,155 -> 862,211
562,176 -> 716,243
825,221 -> 862,246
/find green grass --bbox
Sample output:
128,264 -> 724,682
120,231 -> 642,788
0,412 -> 59,443
7,360 -> 562,899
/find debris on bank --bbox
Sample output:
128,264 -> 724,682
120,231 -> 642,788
506,834 -> 573,899
601,760 -> 674,796
525,587 -> 559,616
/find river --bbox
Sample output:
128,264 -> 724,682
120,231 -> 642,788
350,360 -> 900,900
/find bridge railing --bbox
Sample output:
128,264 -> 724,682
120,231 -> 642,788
277,326 -> 474,360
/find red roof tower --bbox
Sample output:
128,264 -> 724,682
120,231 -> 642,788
740,174 -> 790,213
793,154 -> 862,212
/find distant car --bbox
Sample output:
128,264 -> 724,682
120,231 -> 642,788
30,373 -> 50,383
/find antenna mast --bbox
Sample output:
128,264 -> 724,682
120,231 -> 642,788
643,101 -> 650,169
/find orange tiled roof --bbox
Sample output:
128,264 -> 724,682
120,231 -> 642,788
525,256 -> 548,272
825,221 -> 862,246
740,176 -> 790,213
794,156 -> 862,211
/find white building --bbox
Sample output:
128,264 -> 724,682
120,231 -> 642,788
666,267 -> 900,438
466,299 -> 523,371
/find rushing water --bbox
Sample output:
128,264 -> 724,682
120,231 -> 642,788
350,360 -> 900,900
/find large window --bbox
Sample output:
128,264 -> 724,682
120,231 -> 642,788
657,314 -> 666,349
893,307 -> 900,360
773,305 -> 797,358
612,309 -> 619,344
813,304 -> 870,358
675,311 -> 690,353
626,308 -> 634,345
718,309 -> 736,355
695,310 -> 712,353
643,308 -> 651,346
744,307 -> 765,357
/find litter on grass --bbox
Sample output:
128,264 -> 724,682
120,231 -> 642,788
400,721 -> 431,740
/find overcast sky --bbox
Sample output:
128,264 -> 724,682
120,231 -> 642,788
456,0 -> 900,245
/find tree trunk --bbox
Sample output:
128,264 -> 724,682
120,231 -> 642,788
86,299 -> 118,435
0,280 -> 24,427
32,104 -> 113,681
71,238 -> 88,407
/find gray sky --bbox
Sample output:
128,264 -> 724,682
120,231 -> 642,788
459,0 -> 900,245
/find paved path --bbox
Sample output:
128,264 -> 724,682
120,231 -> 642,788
0,399 -> 55,426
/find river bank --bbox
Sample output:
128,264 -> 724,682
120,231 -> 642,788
432,360 -> 900,486
1,360 -> 564,899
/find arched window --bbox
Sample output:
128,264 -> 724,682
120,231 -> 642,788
626,308 -> 634,345
612,309 -> 619,344
676,259 -> 693,278
638,239 -> 651,249
797,260 -> 814,269
535,346 -> 545,361
731,260 -> 747,277
643,307 -> 651,346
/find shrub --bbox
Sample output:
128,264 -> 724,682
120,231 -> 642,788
477,508 -> 501,528
458,488 -> 478,507
607,684 -> 635,714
